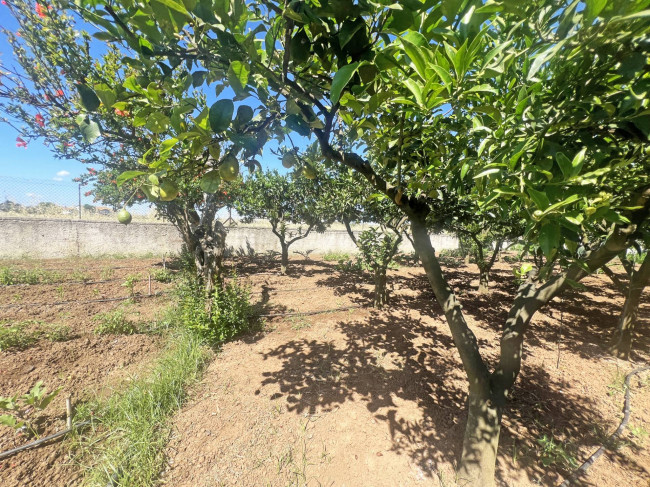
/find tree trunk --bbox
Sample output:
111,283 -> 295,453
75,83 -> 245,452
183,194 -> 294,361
373,268 -> 388,308
458,389 -> 502,487
610,253 -> 650,359
478,267 -> 490,294
280,243 -> 289,275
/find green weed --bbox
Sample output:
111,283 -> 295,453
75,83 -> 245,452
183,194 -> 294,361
323,251 -> 350,262
72,329 -> 208,486
93,309 -> 138,335
177,274 -> 256,346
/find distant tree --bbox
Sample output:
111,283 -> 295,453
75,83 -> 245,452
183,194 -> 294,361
234,168 -> 332,275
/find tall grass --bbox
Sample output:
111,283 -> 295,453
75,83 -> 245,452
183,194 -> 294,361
73,328 -> 209,486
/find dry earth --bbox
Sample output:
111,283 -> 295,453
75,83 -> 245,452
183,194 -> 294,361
0,258 -> 173,487
161,256 -> 650,487
0,255 -> 648,486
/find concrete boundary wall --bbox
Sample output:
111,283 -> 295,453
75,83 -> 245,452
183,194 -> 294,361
0,218 -> 458,259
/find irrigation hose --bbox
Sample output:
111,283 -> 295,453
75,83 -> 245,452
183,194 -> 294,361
0,421 -> 91,461
559,365 -> 650,486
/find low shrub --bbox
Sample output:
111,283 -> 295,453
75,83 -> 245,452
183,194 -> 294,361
177,274 -> 255,346
151,268 -> 174,283
94,309 -> 138,335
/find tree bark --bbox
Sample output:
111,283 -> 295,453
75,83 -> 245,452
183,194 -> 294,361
373,269 -> 388,308
610,253 -> 650,360
280,242 -> 289,275
458,389 -> 503,487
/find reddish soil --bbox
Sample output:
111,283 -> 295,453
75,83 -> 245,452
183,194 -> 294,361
161,256 -> 650,487
0,258 -> 173,487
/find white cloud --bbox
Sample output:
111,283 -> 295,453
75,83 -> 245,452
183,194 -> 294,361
53,170 -> 70,182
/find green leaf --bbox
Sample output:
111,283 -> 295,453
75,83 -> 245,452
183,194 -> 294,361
584,0 -> 607,22
467,84 -> 497,95
0,414 -> 17,428
78,116 -> 101,143
331,62 -> 360,105
93,83 -> 117,108
555,152 -> 573,179
76,84 -> 101,112
228,61 -> 250,94
400,38 -> 427,81
430,65 -> 453,87
117,170 -> 147,187
145,112 -> 170,133
473,167 -> 501,179
542,194 -> 580,215
527,187 -> 550,210
209,99 -> 234,132
402,78 -> 424,106
527,40 -> 567,81
539,222 -> 560,258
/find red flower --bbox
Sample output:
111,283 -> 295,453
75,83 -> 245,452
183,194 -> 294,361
64,142 -> 74,147
136,194 -> 144,199
1,1 -> 8,6
15,137 -> 27,148
111,180 -> 117,184
55,89 -> 64,97
35,3 -> 46,18
87,167 -> 97,175
35,114 -> 45,127
114,108 -> 129,117
84,191 -> 92,197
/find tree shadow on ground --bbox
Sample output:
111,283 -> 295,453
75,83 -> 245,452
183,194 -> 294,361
258,308 -> 649,485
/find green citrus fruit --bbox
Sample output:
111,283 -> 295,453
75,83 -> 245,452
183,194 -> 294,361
532,210 -> 544,221
301,165 -> 317,179
159,181 -> 179,201
117,208 -> 132,225
282,152 -> 297,168
220,155 -> 240,182
585,206 -> 597,217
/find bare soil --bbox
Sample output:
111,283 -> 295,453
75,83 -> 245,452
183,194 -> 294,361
161,256 -> 650,487
0,257 -> 173,487
1,255 -> 648,487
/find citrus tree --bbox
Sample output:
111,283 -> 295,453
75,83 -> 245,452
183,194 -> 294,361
23,0 -> 650,484
326,166 -> 408,306
233,168 -> 332,274
0,0 -> 246,290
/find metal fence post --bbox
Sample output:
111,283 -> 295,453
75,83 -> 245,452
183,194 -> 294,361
78,184 -> 82,220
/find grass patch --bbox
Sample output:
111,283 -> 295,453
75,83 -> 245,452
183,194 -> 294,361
322,250 -> 350,262
0,266 -> 63,285
0,322 -> 39,351
72,328 -> 209,486
0,321 -> 73,351
93,309 -> 139,335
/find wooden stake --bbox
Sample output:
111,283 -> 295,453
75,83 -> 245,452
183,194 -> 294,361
148,274 -> 152,296
65,397 -> 72,430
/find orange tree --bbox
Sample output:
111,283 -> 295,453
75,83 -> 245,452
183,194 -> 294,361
232,167 -> 333,274
24,0 -> 650,484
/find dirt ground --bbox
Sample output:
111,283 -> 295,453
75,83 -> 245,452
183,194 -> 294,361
0,257 -> 174,487
160,256 -> 650,487
1,255 -> 648,487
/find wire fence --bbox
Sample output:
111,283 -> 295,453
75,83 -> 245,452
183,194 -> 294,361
0,176 -> 160,222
